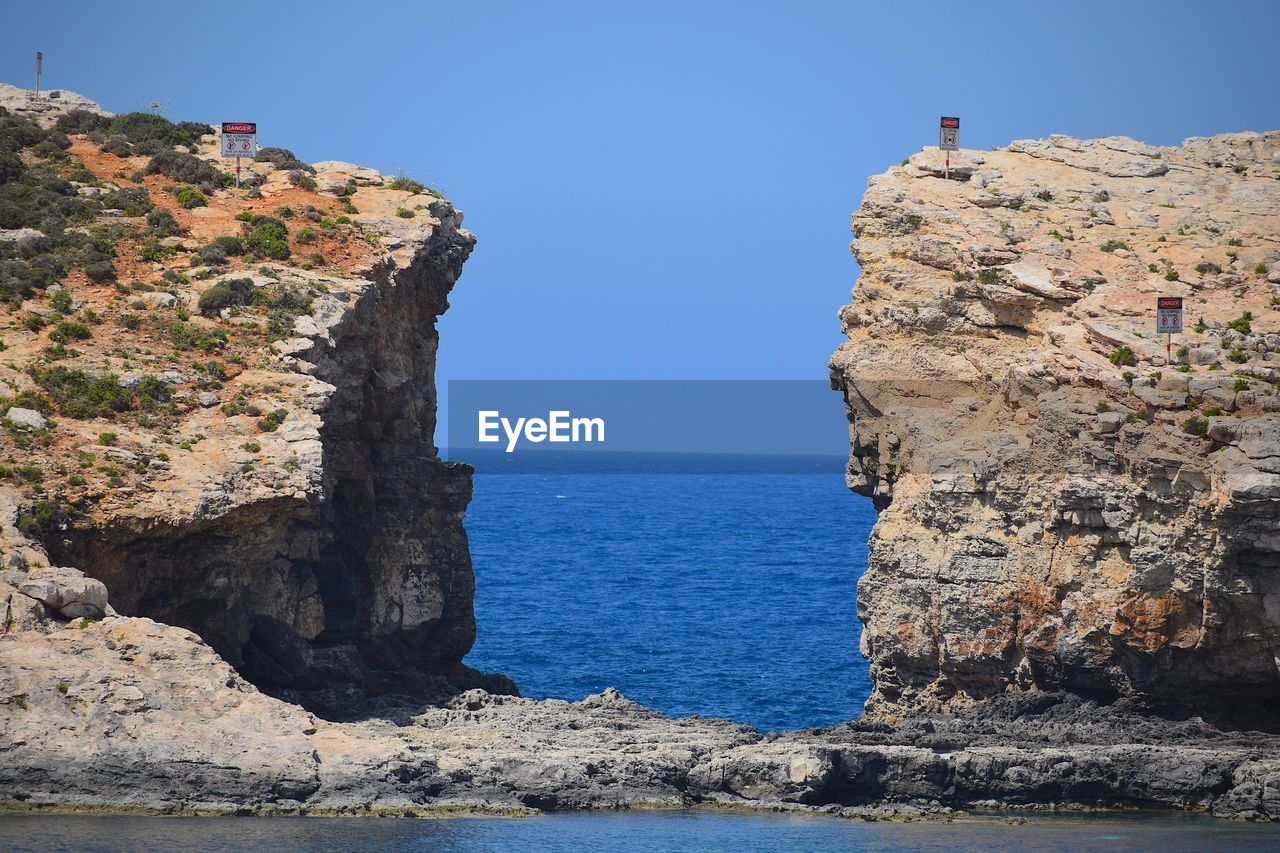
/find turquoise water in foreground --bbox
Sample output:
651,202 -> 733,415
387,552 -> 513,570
2,810 -> 1278,851
463,471 -> 876,731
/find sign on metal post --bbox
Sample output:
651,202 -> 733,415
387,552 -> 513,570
220,122 -> 258,187
34,52 -> 42,100
939,116 -> 959,179
1157,296 -> 1183,364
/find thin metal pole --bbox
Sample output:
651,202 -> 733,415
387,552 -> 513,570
235,156 -> 241,188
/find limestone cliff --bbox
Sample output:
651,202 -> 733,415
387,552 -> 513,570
830,132 -> 1280,726
0,84 -> 509,712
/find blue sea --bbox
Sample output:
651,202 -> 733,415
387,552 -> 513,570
463,467 -> 875,731
4,811 -> 1279,851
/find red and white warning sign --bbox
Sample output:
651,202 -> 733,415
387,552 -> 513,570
1156,296 -> 1183,334
939,116 -> 960,151
220,122 -> 258,159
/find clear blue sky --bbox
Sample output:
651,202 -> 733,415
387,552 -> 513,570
3,1 -> 1277,383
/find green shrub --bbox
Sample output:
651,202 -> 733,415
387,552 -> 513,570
147,208 -> 180,237
15,465 -> 42,483
255,147 -> 314,173
33,366 -> 131,419
11,389 -> 52,416
1227,237 -> 1243,247
1100,240 -> 1129,253
1164,270 -> 1179,281
386,174 -> 425,193
55,110 -> 111,135
1182,415 -> 1208,436
1202,406 -> 1224,417
244,216 -> 290,260
287,170 -> 317,191
242,441 -> 261,453
1109,346 -> 1136,367
977,269 -> 1000,285
103,186 -> 152,216
98,431 -> 117,446
197,278 -> 255,316
295,226 -> 317,245
49,289 -> 73,313
1228,348 -> 1248,364
172,185 -> 206,209
258,408 -> 288,432
170,321 -> 227,352
276,205 -> 295,219
138,238 -> 171,263
1226,312 -> 1253,334
16,499 -> 71,540
135,376 -> 172,410
145,150 -> 217,186
1233,379 -> 1250,392
109,112 -> 196,148
1196,261 -> 1222,276
48,321 -> 91,343
100,136 -> 132,157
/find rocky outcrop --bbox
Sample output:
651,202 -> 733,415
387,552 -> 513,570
44,205 -> 497,712
6,611 -> 1280,820
0,84 -> 508,711
829,132 -> 1280,727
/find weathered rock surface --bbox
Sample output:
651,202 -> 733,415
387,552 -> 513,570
829,132 -> 1280,727
5,607 -> 1280,820
3,82 -> 1278,822
0,84 -> 509,710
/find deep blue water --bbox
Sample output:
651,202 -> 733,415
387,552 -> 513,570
462,471 -> 876,731
4,811 -> 1280,852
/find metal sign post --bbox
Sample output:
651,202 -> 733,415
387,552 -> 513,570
1157,296 -> 1183,364
34,52 -> 42,100
220,122 -> 258,188
939,116 -> 960,179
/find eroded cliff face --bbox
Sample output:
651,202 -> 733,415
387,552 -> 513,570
830,133 -> 1280,725
0,86 -> 507,712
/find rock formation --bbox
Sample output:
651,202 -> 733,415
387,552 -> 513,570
0,83 -> 508,712
4,81 -> 1280,821
829,132 -> 1280,727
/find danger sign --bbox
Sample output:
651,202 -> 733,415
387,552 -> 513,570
220,121 -> 257,159
1157,296 -> 1183,334
939,116 -> 960,151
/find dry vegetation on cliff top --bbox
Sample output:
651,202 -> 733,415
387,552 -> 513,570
0,86 -> 450,541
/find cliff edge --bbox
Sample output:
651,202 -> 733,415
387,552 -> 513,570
0,83 -> 511,714
830,131 -> 1280,727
